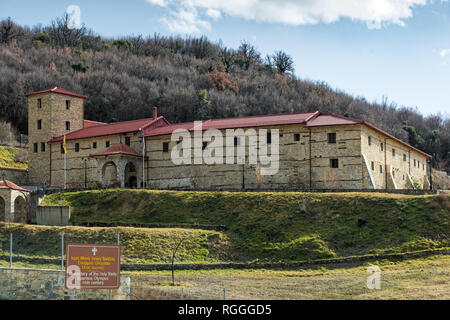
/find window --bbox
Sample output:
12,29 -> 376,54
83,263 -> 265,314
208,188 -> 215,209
403,154 -> 407,161
423,164 -> 425,170
33,143 -> 38,153
414,159 -> 416,167
368,136 -> 372,146
381,143 -> 384,151
163,142 -> 169,153
267,132 -> 272,145
37,119 -> 42,130
106,141 -> 110,148
37,99 -> 42,109
392,148 -> 396,157
234,137 -> 239,147
65,121 -> 70,131
328,133 -> 336,144
75,143 -> 80,152
176,140 -> 183,150
371,161 -> 374,171
330,159 -> 339,168
66,100 -> 70,110
202,142 -> 208,150
60,143 -> 64,154
125,137 -> 131,146
93,142 -> 97,149
393,170 -> 395,178
294,133 -> 300,142
380,165 -> 383,173
41,142 -> 45,152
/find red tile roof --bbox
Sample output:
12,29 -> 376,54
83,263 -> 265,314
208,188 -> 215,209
49,117 -> 168,143
145,111 -> 320,137
0,180 -> 30,192
89,144 -> 144,158
84,120 -> 107,128
306,113 -> 363,127
25,87 -> 87,99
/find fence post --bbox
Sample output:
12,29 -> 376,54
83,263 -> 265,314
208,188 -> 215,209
61,233 -> 65,271
181,288 -> 184,300
9,233 -> 12,269
223,288 -> 226,300
117,233 -> 120,245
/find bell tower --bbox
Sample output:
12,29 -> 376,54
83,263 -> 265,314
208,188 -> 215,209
26,87 -> 86,186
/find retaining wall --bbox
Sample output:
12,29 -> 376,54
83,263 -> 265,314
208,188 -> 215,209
36,206 -> 70,226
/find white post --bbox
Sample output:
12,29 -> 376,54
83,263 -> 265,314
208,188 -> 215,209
142,129 -> 145,189
9,233 -> 12,269
64,152 -> 67,189
61,233 -> 64,271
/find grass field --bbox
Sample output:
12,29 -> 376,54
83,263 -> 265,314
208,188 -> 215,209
0,146 -> 27,170
129,255 -> 450,300
41,189 -> 450,262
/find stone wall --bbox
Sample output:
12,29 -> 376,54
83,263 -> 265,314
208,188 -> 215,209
432,169 -> 450,190
36,206 -> 71,226
0,167 -> 28,185
28,92 -> 84,186
0,267 -> 130,300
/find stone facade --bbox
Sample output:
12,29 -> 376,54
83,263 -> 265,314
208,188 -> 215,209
24,89 -> 431,191
0,167 -> 28,185
0,267 -> 130,300
28,92 -> 84,186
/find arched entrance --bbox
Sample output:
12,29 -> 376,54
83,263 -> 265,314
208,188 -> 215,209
13,196 -> 27,223
0,196 -> 5,222
125,162 -> 137,188
102,161 -> 118,187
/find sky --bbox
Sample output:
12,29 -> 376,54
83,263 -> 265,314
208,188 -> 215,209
1,0 -> 450,118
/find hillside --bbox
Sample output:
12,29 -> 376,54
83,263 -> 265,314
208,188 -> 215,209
0,16 -> 448,173
40,189 -> 450,262
0,145 -> 28,170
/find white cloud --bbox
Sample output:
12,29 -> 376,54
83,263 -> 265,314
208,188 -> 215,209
146,0 -> 440,34
440,48 -> 450,58
160,8 -> 211,34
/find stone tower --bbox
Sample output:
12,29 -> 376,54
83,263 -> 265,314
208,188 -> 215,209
26,87 -> 86,186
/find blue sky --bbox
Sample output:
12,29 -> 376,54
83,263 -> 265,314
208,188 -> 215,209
1,0 -> 449,117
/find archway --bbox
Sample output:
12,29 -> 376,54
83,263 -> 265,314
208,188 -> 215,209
0,196 -> 5,222
124,162 -> 137,188
102,161 -> 118,187
13,196 -> 27,223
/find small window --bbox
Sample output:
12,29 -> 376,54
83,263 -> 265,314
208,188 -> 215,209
66,100 -> 70,110
37,119 -> 42,130
202,142 -> 208,150
294,134 -> 300,142
380,165 -> 383,173
330,159 -> 339,168
234,137 -> 239,147
393,170 -> 395,178
65,121 -> 70,131
392,148 -> 396,157
380,143 -> 384,151
125,137 -> 131,146
414,159 -> 416,167
176,140 -> 183,150
37,99 -> 42,109
33,143 -> 38,153
75,143 -> 80,152
163,142 -> 169,153
328,133 -> 336,144
267,132 -> 272,145
371,161 -> 374,171
41,142 -> 45,152
93,142 -> 97,149
60,143 -> 64,154
106,141 -> 110,148
368,136 -> 372,146
423,164 -> 425,170
403,154 -> 406,161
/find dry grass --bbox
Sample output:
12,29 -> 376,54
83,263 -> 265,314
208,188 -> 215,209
130,255 -> 450,300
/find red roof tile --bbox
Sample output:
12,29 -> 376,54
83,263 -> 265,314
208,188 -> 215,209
0,180 -> 30,192
89,144 -> 144,158
25,87 -> 87,99
306,113 -> 363,127
49,117 -> 168,143
84,120 -> 107,128
146,111 -> 320,137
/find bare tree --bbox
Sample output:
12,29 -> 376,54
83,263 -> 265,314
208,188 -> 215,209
0,17 -> 18,44
171,238 -> 185,286
46,13 -> 87,47
271,50 -> 295,74
236,40 -> 261,70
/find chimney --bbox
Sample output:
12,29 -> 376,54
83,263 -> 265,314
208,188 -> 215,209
153,107 -> 158,120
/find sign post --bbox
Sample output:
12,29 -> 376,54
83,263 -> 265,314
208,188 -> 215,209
65,244 -> 120,291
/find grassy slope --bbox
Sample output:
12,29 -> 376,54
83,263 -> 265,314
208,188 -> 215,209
0,223 -> 227,264
41,190 -> 450,262
0,146 -> 27,170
